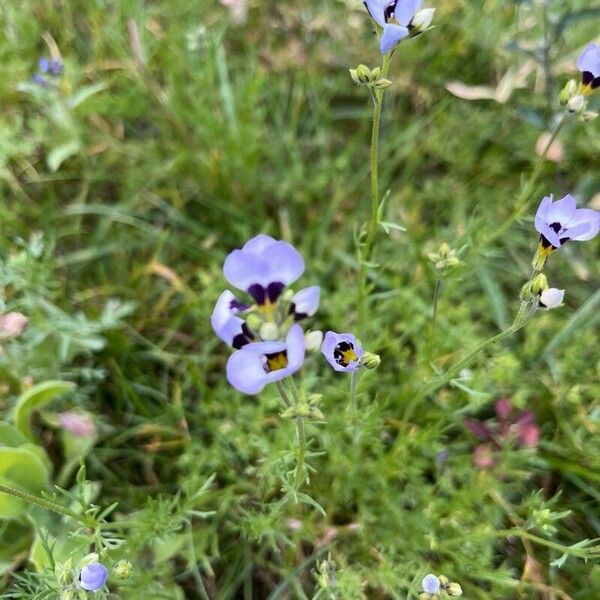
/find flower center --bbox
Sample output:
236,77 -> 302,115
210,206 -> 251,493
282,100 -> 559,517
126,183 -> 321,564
384,1 -> 398,22
334,341 -> 358,367
265,351 -> 289,372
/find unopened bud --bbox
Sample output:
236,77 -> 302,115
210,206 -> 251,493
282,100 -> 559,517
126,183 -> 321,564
361,352 -> 381,369
539,287 -> 564,309
350,64 -> 372,85
114,560 -> 133,580
567,94 -> 586,113
581,110 -> 598,122
259,322 -> 279,341
245,312 -> 262,332
447,582 -> 463,596
559,79 -> 578,105
530,273 -> 548,295
307,393 -> 322,406
372,78 -> 392,90
438,575 -> 449,587
305,330 -> 323,352
411,8 -> 435,33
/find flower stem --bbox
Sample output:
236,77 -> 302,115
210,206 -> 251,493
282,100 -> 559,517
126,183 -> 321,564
404,300 -> 537,423
480,112 -> 568,249
428,277 -> 444,355
0,483 -> 95,528
347,369 -> 358,416
357,52 -> 392,330
294,417 -> 306,488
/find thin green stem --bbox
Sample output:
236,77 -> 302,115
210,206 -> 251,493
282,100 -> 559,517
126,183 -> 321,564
479,112 -> 568,249
0,483 -> 95,528
294,417 -> 306,488
357,52 -> 392,330
275,380 -> 292,408
428,278 -> 444,354
403,300 -> 537,423
347,369 -> 358,417
444,528 -> 600,560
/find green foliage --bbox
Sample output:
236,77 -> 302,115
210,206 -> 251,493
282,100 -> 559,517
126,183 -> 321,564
0,0 -> 599,598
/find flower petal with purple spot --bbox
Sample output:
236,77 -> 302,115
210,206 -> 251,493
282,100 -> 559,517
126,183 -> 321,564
223,234 -> 304,304
577,43 -> 600,78
211,290 -> 254,348
291,286 -> 320,320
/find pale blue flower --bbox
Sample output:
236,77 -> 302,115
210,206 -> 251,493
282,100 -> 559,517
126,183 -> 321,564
79,562 -> 108,592
364,0 -> 423,54
321,331 -> 363,372
577,42 -> 600,90
422,573 -> 440,594
535,194 -> 600,249
226,324 -> 305,394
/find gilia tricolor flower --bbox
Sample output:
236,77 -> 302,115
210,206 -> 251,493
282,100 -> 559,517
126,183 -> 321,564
321,332 -> 364,372
227,324 -> 305,394
577,42 -> 600,94
539,288 -> 564,310
79,562 -> 108,592
212,235 -> 320,394
364,0 -> 434,55
533,194 -> 600,269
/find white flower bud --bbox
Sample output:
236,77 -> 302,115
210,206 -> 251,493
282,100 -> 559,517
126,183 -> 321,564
259,322 -> 279,340
305,330 -> 323,352
412,8 -> 435,32
567,94 -> 586,113
539,288 -> 564,309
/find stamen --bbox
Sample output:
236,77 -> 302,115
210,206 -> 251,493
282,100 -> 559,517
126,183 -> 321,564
333,341 -> 358,367
265,351 -> 289,372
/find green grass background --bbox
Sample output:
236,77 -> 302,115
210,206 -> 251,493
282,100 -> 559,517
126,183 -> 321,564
1,0 -> 599,597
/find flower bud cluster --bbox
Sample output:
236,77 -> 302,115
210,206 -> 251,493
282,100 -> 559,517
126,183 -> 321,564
420,573 -> 463,599
427,242 -> 461,274
349,64 -> 392,90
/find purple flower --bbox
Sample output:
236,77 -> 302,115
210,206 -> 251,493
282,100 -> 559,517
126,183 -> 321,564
80,562 -> 108,592
364,0 -> 423,54
535,194 -> 600,249
422,574 -> 440,594
577,43 -> 600,91
226,324 -> 305,394
211,290 -> 254,348
58,412 -> 97,438
321,332 -> 363,372
39,57 -> 63,76
223,234 -> 304,308
290,286 -> 320,320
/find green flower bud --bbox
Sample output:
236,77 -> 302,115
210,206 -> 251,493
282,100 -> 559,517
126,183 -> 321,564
447,582 -> 463,596
438,575 -> 449,587
60,591 -> 75,600
530,273 -> 548,295
350,64 -> 372,85
361,352 -> 381,369
581,110 -> 598,122
371,78 -> 392,90
559,79 -> 578,105
245,312 -> 262,332
307,393 -> 322,406
114,559 -> 133,580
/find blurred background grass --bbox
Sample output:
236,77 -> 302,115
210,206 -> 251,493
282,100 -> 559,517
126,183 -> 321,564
1,0 -> 599,598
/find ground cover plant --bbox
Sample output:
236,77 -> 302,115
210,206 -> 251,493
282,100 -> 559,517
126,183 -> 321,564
0,0 -> 599,598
